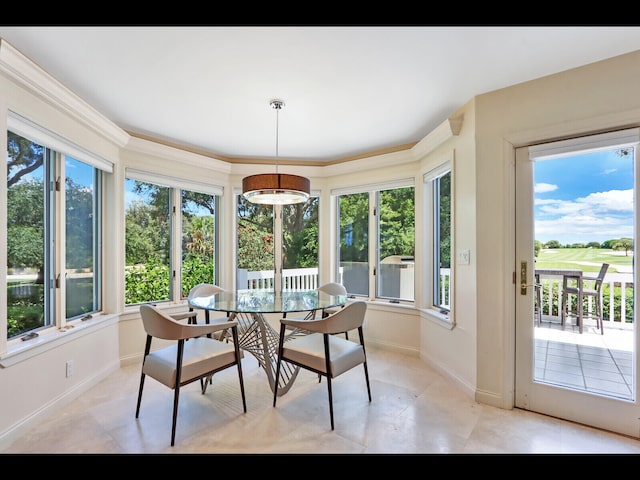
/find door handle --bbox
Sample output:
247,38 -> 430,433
520,261 -> 541,295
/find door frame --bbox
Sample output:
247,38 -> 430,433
512,129 -> 640,437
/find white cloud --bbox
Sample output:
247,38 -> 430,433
535,189 -> 633,243
534,182 -> 557,193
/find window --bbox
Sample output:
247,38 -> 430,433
6,113 -> 110,344
335,180 -> 415,301
124,170 -> 221,306
236,194 -> 319,291
424,161 -> 452,319
180,191 -> 218,298
377,186 -> 415,301
337,192 -> 369,296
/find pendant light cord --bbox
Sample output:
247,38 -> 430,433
275,103 -> 279,174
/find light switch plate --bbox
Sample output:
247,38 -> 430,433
458,249 -> 470,265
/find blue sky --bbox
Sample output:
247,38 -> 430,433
534,148 -> 634,245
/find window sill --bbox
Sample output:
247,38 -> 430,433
0,313 -> 119,367
365,300 -> 416,314
420,307 -> 455,330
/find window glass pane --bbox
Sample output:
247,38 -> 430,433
65,157 -> 100,318
6,131 -> 48,338
378,186 -> 415,300
124,179 -> 171,305
181,190 -> 217,298
237,195 -> 274,290
434,171 -> 451,310
282,196 -> 319,290
338,192 -> 369,296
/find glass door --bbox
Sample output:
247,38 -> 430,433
514,129 -> 640,437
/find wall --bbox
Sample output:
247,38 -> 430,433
418,101 -> 479,399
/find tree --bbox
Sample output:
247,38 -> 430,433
65,177 -> 94,270
379,187 -> 415,260
282,199 -> 319,269
544,240 -> 562,249
7,179 -> 43,271
7,131 -> 43,188
237,199 -> 274,271
612,237 -> 634,256
534,240 -> 543,257
339,192 -> 369,263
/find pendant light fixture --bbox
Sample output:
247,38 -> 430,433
242,99 -> 310,205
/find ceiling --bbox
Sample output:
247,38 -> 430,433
2,25 -> 640,165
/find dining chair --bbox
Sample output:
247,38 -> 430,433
561,263 -> 609,335
171,283 -> 230,340
135,304 -> 247,446
284,282 -> 349,336
273,300 -> 371,430
317,282 -> 348,317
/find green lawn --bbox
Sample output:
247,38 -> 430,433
535,248 -> 633,273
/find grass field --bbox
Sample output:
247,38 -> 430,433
535,248 -> 633,274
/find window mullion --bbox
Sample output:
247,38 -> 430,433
54,151 -> 65,329
368,191 -> 376,301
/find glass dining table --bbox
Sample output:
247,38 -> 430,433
189,288 -> 348,396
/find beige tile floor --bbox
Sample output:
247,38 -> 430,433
3,346 -> 640,455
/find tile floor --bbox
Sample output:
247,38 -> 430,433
535,321 -> 634,399
3,345 -> 640,455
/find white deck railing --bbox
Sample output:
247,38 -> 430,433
243,267 -> 324,291
242,267 -> 452,309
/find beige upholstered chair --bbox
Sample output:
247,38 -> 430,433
171,283 -> 227,324
317,282 -> 348,317
136,304 -> 246,446
562,263 -> 609,335
273,300 -> 371,430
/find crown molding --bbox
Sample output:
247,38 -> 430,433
125,135 -> 232,174
411,114 -> 463,160
0,38 -> 129,147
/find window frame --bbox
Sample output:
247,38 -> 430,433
5,116 -> 110,350
124,168 -> 223,307
333,179 -> 415,303
234,190 -> 320,292
423,158 -> 455,327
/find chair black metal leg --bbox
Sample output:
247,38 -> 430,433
135,373 -> 146,418
171,386 -> 181,447
326,376 -> 334,430
363,361 -> 372,402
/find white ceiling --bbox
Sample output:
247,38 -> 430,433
2,25 -> 640,164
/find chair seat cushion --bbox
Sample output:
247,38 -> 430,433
143,338 -> 237,388
282,333 -> 365,377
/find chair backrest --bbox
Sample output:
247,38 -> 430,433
318,282 -> 347,296
188,283 -> 224,301
316,300 -> 366,335
140,303 -> 187,340
594,263 -> 609,291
